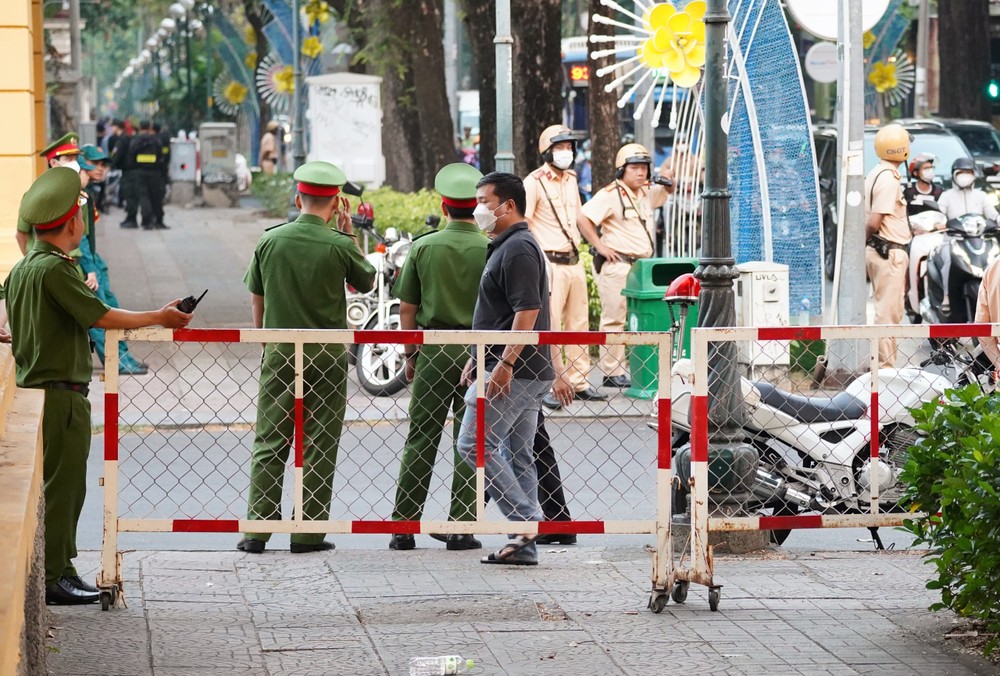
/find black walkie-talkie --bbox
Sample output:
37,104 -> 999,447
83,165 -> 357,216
178,289 -> 208,313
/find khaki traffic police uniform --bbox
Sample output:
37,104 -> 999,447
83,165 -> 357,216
581,181 -> 667,377
864,159 -> 910,368
4,168 -> 111,586
243,162 -> 375,545
391,165 -> 489,524
976,257 -> 1000,368
524,163 -> 592,391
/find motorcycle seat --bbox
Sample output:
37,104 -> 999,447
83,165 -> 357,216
752,382 -> 867,424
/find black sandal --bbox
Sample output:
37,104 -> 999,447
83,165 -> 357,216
480,536 -> 539,566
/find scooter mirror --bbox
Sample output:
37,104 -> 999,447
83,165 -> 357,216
342,180 -> 364,197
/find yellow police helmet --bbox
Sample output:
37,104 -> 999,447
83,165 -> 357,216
874,124 -> 910,163
615,143 -> 652,178
538,124 -> 576,155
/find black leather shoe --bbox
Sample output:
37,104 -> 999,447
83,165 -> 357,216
290,540 -> 335,553
541,394 -> 562,410
428,533 -> 448,543
536,533 -> 578,546
575,386 -> 608,401
603,375 -> 631,388
154,222 -> 170,229
46,577 -> 99,605
236,537 -> 265,553
389,534 -> 415,550
120,220 -> 138,229
66,575 -> 99,593
445,534 -> 482,550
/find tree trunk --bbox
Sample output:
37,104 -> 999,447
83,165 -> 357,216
242,0 -> 271,127
408,0 -> 457,187
937,0 -> 991,121
511,0 -> 563,175
588,0 -> 618,188
460,0 -> 496,174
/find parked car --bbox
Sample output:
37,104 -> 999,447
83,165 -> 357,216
813,120 -> 983,280
895,118 -> 1000,182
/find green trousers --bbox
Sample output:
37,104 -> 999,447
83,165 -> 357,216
246,345 -> 347,544
392,343 -> 476,523
42,389 -> 92,586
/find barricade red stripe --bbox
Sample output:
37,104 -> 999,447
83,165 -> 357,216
757,327 -> 823,341
758,514 -> 824,530
538,520 -> 604,534
104,392 -> 119,461
870,391 -> 880,458
352,520 -> 411,534
927,323 -> 993,339
657,398 -> 671,470
537,331 -> 607,346
173,519 -> 240,532
354,330 -> 424,345
691,395 -> 709,463
476,397 -> 486,468
294,397 -> 304,467
172,328 -> 242,343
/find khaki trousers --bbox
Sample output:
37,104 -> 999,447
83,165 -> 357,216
865,246 -> 908,368
595,260 -> 631,377
549,261 -> 592,391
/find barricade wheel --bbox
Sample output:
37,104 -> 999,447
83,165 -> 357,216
671,581 -> 689,604
100,591 -> 112,611
708,587 -> 720,612
649,593 -> 668,614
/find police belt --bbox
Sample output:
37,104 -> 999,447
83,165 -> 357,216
41,381 -> 90,396
545,250 -> 580,266
866,236 -> 909,252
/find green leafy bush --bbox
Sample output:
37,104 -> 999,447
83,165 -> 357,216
250,171 -> 294,218
900,385 -> 1000,656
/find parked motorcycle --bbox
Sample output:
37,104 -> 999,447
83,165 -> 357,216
920,212 -> 1000,325
650,276 -> 981,546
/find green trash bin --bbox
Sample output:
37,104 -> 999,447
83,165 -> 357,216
622,257 -> 699,399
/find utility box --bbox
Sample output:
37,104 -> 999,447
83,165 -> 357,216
198,122 -> 239,207
306,73 -> 385,187
169,138 -> 198,204
735,261 -> 790,367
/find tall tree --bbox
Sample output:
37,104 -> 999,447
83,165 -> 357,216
937,0 -> 991,121
511,0 -> 564,175
588,0 -> 617,188
462,0 -> 564,175
242,0 -> 272,128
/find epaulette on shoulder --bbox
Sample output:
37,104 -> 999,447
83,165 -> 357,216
264,222 -> 289,232
46,250 -> 75,263
411,229 -> 437,242
565,168 -> 578,177
602,183 -> 619,193
530,167 -> 547,180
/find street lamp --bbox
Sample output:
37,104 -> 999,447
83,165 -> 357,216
168,2 -> 194,128
693,0 -> 758,514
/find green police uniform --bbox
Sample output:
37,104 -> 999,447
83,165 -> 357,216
4,167 -> 110,587
391,163 -> 489,527
243,162 -> 376,546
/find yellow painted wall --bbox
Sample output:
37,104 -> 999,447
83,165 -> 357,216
0,0 -> 44,279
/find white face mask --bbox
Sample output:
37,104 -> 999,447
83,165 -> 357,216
919,168 -> 935,183
954,172 -> 975,189
551,149 -> 574,170
473,202 -> 502,233
62,160 -> 81,173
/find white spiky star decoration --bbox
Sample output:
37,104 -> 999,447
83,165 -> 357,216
590,0 -> 707,128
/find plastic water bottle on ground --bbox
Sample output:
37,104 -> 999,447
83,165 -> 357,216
408,655 -> 474,675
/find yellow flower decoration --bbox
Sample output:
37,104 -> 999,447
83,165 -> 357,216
274,65 -> 295,94
640,0 -> 706,88
304,0 -> 331,25
301,36 -> 323,59
868,61 -> 897,93
863,31 -> 876,50
244,25 -> 256,44
245,51 -> 258,69
223,81 -> 248,106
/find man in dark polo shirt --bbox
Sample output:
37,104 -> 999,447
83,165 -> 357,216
457,171 -> 572,567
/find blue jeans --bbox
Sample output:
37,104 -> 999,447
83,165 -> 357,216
457,373 -> 552,560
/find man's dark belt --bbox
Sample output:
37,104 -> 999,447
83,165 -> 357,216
613,252 -> 640,264
867,237 -> 908,251
545,250 -> 580,265
42,381 -> 90,396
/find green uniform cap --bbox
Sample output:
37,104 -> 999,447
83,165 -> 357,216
434,162 -> 484,201
18,167 -> 83,229
40,132 -> 80,161
293,161 -> 347,196
81,144 -> 109,163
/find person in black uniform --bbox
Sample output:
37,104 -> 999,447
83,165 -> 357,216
153,122 -> 171,227
129,120 -> 166,230
111,124 -> 137,228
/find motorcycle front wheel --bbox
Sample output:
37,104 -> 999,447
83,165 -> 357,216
354,306 -> 408,397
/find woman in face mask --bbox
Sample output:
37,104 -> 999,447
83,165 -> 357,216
903,153 -> 942,217
938,156 -> 999,221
